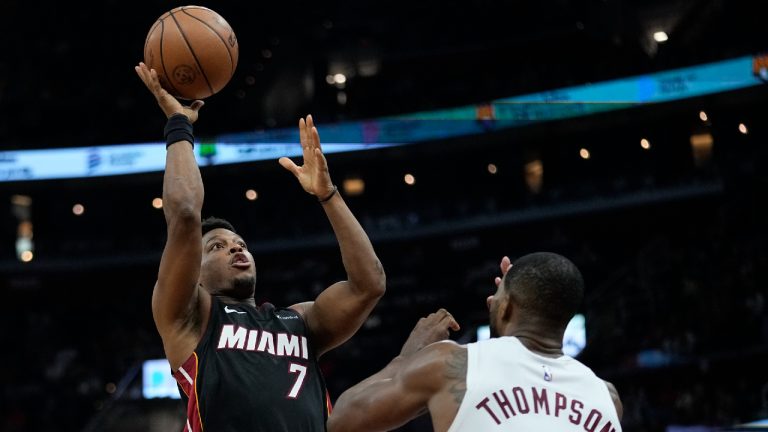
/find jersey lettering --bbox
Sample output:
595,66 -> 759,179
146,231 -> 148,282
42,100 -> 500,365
217,325 -> 308,359
474,386 -> 616,431
218,324 -> 247,349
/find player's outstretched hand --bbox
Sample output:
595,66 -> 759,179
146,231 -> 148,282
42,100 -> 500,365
134,62 -> 203,123
279,115 -> 335,200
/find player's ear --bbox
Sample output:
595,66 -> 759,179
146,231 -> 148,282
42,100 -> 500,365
500,293 -> 515,322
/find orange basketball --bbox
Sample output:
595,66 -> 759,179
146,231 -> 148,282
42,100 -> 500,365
144,6 -> 239,100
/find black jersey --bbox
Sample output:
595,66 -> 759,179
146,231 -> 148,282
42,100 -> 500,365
172,297 -> 331,431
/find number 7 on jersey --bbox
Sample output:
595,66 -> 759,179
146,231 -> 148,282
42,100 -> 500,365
287,363 -> 307,399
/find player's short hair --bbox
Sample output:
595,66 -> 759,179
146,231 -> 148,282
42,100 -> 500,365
202,216 -> 237,236
503,252 -> 584,328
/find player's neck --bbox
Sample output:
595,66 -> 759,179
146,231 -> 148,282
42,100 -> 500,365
216,295 -> 257,307
507,329 -> 564,358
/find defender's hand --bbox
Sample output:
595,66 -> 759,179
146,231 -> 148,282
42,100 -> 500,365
134,62 -> 203,123
279,115 -> 335,198
400,309 -> 460,357
494,256 -> 512,287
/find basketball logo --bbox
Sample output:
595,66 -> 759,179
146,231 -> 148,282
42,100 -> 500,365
173,65 -> 197,85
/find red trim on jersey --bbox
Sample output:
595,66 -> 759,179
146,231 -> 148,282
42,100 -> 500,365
173,353 -> 204,432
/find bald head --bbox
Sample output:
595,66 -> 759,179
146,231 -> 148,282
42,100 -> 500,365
502,252 -> 584,329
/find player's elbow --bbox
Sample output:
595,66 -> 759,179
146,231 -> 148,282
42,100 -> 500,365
326,403 -> 364,432
362,259 -> 387,298
166,203 -> 201,223
163,178 -> 204,216
165,206 -> 202,233
371,265 -> 387,298
326,413 -> 344,432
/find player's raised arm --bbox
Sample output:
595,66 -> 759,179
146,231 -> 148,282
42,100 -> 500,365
135,62 -> 205,363
279,115 -> 386,356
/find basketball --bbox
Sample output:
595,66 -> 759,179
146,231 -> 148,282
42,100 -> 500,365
144,6 -> 238,100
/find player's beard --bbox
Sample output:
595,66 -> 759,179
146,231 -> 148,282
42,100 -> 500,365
230,273 -> 257,299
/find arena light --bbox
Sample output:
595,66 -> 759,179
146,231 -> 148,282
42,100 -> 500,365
404,173 -> 416,186
641,138 -> 651,150
152,198 -> 163,209
653,31 -> 669,43
699,110 -> 708,122
72,203 -> 85,216
690,132 -> 714,167
245,189 -> 258,201
524,160 -> 543,194
342,178 -> 365,196
11,194 -> 32,207
12,196 -> 34,262
20,250 -> 34,262
487,163 -> 498,174
738,123 -> 748,134
579,148 -> 591,160
337,91 -> 348,105
333,73 -> 346,84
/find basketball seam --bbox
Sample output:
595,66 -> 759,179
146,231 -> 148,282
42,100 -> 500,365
144,20 -> 161,55
158,19 -> 183,98
180,7 -> 235,76
168,9 -> 215,98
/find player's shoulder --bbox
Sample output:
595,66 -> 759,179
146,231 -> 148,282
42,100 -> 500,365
400,341 -> 467,391
418,340 -> 466,360
603,379 -> 621,403
602,380 -> 623,420
406,341 -> 467,374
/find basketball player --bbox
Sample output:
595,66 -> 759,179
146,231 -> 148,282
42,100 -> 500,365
327,252 -> 623,432
134,63 -> 386,431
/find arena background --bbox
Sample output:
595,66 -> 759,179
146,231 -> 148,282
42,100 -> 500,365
1,1 -> 767,431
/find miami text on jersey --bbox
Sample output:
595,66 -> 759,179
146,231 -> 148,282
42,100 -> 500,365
217,324 -> 310,360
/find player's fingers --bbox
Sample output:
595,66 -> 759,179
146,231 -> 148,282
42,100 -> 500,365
135,64 -> 151,86
190,100 -> 205,112
495,276 -> 502,287
313,148 -> 329,172
278,157 -> 300,176
501,256 -> 512,274
306,115 -> 315,144
149,69 -> 162,92
438,313 -> 460,332
311,126 -> 323,151
437,310 -> 455,324
448,317 -> 461,332
298,117 -> 308,148
426,309 -> 443,323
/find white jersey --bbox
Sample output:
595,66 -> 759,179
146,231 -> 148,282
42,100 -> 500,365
447,336 -> 621,432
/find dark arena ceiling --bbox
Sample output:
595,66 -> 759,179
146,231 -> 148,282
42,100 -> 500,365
0,0 -> 765,149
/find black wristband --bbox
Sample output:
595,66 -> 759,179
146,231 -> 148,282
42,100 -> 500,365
318,185 -> 338,203
164,113 -> 194,148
